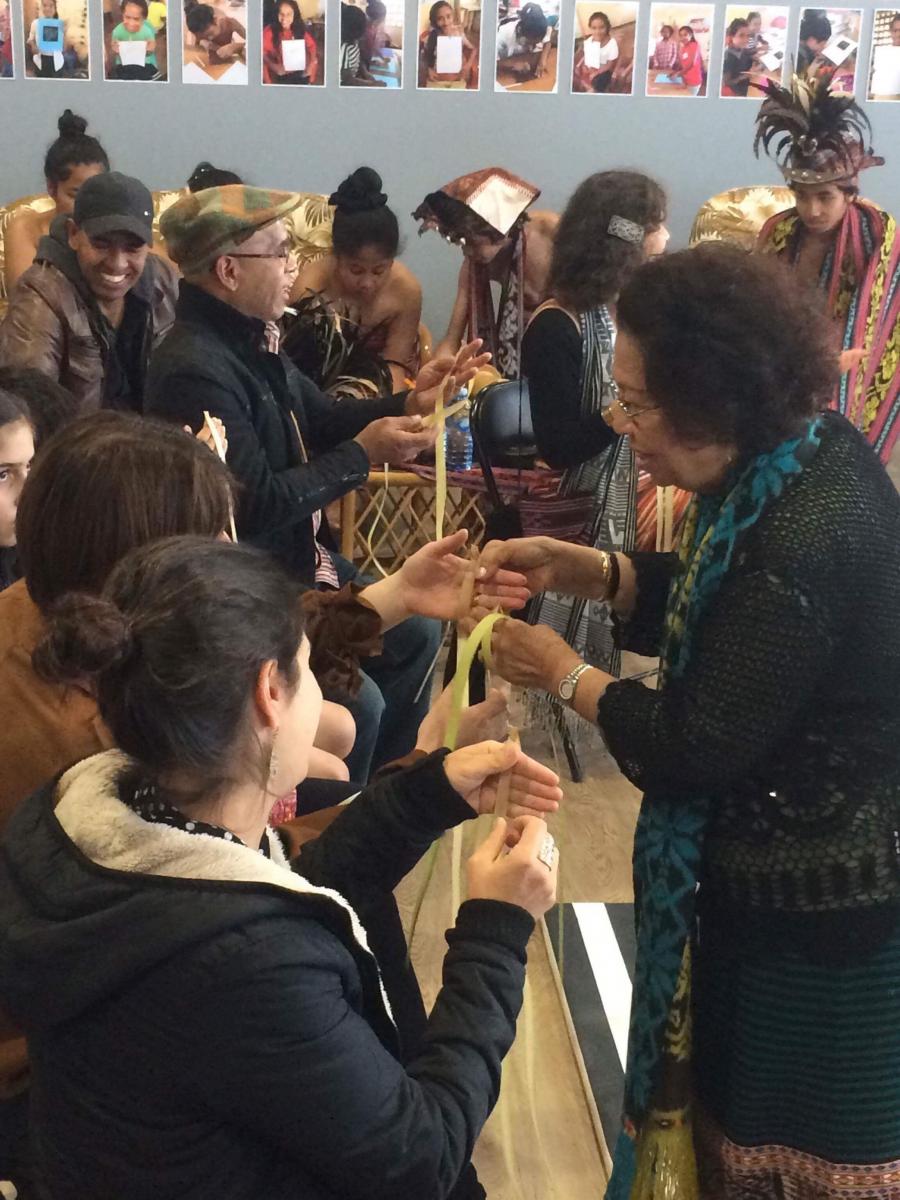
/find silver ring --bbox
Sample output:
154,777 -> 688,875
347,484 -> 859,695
537,833 -> 556,871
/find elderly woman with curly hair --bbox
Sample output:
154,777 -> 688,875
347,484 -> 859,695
522,171 -> 677,684
480,243 -> 900,1199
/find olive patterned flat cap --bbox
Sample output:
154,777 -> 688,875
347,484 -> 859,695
160,185 -> 302,275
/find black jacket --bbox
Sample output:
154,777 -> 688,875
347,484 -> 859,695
145,284 -> 407,581
0,750 -> 534,1200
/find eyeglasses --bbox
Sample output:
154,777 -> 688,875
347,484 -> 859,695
603,380 -> 661,424
228,248 -> 297,268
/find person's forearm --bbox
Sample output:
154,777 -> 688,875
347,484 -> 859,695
357,574 -> 408,632
434,335 -> 460,359
570,666 -> 614,723
540,651 -> 615,724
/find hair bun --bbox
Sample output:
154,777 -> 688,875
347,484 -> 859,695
188,162 -> 214,186
33,593 -> 135,686
329,167 -> 387,214
57,109 -> 88,139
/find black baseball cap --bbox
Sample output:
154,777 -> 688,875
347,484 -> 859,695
73,172 -> 155,245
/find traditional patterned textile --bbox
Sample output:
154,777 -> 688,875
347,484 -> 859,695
413,168 -> 540,378
606,419 -> 824,1200
413,167 -> 539,241
693,920 -> 900,1198
527,305 -> 635,677
758,199 -> 900,463
469,228 -> 527,378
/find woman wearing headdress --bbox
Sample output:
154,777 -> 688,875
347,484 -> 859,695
755,72 -> 900,464
413,168 -> 558,378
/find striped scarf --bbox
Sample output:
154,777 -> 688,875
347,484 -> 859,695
758,199 -> 900,463
607,418 -> 823,1200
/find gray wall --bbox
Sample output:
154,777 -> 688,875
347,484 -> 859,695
2,1 -> 898,333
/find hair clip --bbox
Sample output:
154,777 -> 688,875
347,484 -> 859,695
608,215 -> 644,245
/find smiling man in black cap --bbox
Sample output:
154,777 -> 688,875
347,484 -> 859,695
0,171 -> 177,414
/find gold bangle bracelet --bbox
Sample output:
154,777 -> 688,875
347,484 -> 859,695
596,550 -> 612,599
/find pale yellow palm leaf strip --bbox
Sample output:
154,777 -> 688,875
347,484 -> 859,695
203,410 -> 237,544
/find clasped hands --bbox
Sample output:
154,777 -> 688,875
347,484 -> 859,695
471,536 -> 601,693
379,531 -> 596,694
359,528 -> 530,631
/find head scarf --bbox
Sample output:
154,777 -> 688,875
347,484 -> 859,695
413,167 -> 539,242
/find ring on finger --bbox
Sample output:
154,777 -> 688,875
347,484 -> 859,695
537,832 -> 556,870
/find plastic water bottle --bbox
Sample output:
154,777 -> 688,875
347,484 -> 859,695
444,387 -> 473,472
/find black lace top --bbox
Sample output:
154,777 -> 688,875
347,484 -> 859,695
597,415 -> 900,949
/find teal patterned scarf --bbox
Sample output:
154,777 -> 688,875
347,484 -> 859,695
606,418 -> 823,1199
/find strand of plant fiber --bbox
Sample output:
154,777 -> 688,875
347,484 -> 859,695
203,411 -> 237,543
406,611 -> 509,962
364,463 -> 391,579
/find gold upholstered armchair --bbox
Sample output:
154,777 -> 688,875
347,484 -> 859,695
689,184 -> 794,249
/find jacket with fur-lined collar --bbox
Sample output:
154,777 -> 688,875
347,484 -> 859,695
0,749 -> 534,1200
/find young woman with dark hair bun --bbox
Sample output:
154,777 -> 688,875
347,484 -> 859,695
288,167 -> 423,393
3,110 -> 109,295
187,160 -> 244,192
0,533 -> 560,1200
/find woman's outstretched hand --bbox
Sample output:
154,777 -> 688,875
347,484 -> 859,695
396,530 -> 530,621
478,537 -> 612,603
444,740 -> 562,818
417,686 -> 509,754
191,417 -> 228,458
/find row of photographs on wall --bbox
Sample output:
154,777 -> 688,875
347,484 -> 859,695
1,2 -> 899,101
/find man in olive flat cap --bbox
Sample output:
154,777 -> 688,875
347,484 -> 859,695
145,184 -> 488,780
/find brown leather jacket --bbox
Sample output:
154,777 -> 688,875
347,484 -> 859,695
0,219 -> 177,412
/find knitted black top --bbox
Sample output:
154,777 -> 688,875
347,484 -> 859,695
597,415 -> 900,954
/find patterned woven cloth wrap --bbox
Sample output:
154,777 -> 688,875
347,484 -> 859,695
413,168 -> 540,378
758,199 -> 900,464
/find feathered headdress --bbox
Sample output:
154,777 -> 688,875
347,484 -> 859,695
754,70 -> 884,185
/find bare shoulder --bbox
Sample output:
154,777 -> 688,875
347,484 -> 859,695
529,210 -> 560,240
291,254 -> 331,303
390,259 -> 422,303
